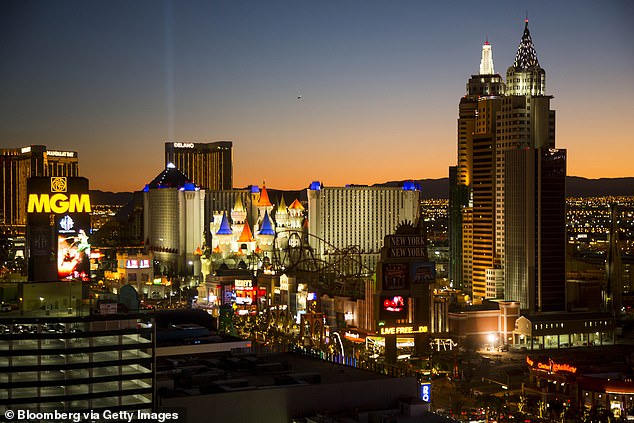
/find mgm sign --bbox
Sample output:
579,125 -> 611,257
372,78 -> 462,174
27,177 -> 92,282
27,181 -> 91,213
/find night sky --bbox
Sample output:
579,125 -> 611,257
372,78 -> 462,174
1,0 -> 632,192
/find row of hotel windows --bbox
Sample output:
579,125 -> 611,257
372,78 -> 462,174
532,321 -> 611,330
585,321 -> 610,327
534,323 -> 565,330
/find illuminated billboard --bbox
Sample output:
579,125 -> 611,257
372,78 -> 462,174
420,383 -> 431,402
382,263 -> 409,290
379,295 -> 408,320
27,177 -> 91,213
27,193 -> 91,213
409,261 -> 436,284
379,325 -> 428,335
56,215 -> 90,281
27,177 -> 91,281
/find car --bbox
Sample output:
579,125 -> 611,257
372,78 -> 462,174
13,325 -> 30,334
41,324 -> 65,333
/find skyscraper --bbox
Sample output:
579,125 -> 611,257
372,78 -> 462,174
451,20 -> 565,310
470,97 -> 501,300
504,148 -> 566,312
164,141 -> 233,190
0,145 -> 79,233
450,39 -> 504,300
448,166 -> 467,289
496,20 -> 560,311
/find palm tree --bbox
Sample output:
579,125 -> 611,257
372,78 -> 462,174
537,399 -> 547,419
517,393 -> 528,414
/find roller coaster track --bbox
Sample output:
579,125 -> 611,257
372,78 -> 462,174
258,229 -> 375,298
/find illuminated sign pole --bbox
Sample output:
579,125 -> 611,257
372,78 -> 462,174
26,177 -> 92,282
375,226 -> 435,364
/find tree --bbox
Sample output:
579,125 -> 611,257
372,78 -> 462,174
537,399 -> 547,419
517,393 -> 528,414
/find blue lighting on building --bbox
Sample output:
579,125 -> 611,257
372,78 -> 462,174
251,185 -> 260,193
182,182 -> 197,191
309,181 -> 321,190
402,181 -> 420,191
258,211 -> 275,235
216,212 -> 233,235
420,383 -> 431,403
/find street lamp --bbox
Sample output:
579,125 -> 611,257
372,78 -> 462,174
188,260 -> 194,287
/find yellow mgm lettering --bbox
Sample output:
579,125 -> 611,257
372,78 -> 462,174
27,194 -> 91,213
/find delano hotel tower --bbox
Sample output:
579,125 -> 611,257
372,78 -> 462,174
165,141 -> 232,191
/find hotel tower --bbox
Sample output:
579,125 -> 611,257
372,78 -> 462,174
450,20 -> 566,311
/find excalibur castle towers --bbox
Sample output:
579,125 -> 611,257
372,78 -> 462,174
450,19 -> 566,312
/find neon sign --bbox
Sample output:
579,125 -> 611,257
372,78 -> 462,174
235,279 -> 253,289
174,142 -> 194,148
383,296 -> 405,312
47,150 -> 75,157
379,325 -> 428,335
552,363 -> 577,374
526,356 -> 577,374
235,296 -> 252,305
27,194 -> 92,214
420,383 -> 431,403
344,331 -> 360,340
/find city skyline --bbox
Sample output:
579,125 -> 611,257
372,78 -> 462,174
1,0 -> 633,192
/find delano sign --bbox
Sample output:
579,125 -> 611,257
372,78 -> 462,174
27,193 -> 91,214
173,142 -> 194,148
